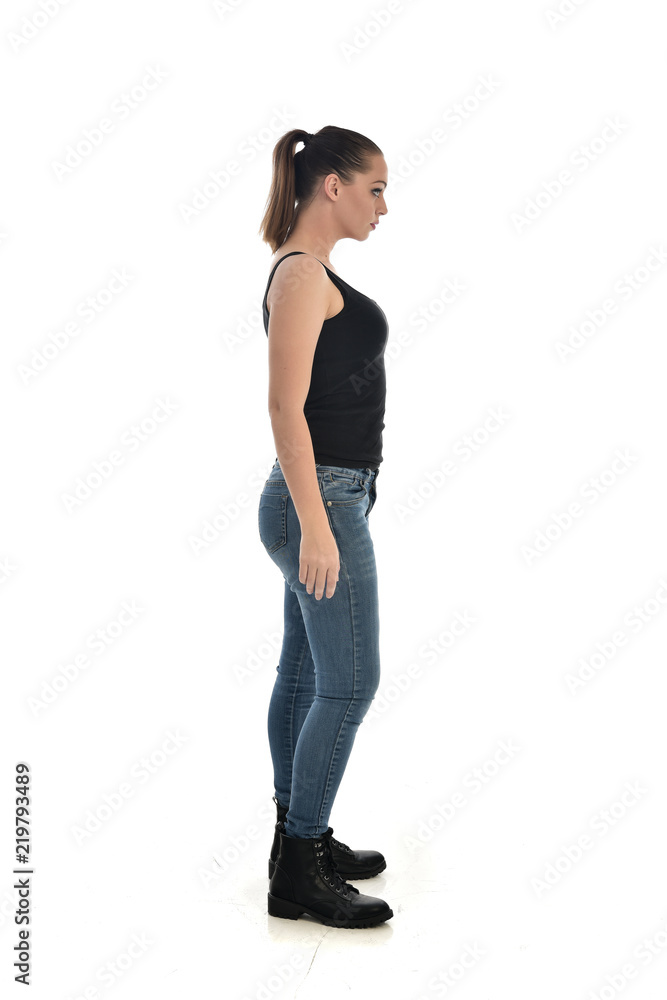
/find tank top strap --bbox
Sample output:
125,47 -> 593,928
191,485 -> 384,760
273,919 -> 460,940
263,251 -> 346,310
263,251 -> 306,307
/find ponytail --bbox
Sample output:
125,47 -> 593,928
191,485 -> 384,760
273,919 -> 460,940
258,126 -> 383,253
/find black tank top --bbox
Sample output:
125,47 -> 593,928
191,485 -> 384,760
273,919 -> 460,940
262,251 -> 388,471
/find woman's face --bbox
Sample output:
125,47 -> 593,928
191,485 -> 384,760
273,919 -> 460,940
336,154 -> 388,241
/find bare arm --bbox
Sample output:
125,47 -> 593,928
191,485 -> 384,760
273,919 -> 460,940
269,410 -> 330,532
266,255 -> 339,598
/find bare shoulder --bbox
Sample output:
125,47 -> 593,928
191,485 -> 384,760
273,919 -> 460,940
266,251 -> 331,313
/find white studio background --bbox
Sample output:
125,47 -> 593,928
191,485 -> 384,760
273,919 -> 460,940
2,1 -> 666,998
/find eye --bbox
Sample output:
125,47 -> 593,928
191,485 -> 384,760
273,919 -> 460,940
372,188 -> 384,197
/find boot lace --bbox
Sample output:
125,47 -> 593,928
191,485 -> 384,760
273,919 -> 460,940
314,833 -> 359,896
330,834 -> 353,855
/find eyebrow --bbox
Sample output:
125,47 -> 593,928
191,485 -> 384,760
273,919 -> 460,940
372,180 -> 387,188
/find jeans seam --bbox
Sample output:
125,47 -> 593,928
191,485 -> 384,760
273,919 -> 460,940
317,541 -> 361,828
286,630 -> 310,779
318,698 -> 356,832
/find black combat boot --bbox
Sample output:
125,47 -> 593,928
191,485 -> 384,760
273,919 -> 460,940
268,827 -> 393,928
268,795 -> 387,880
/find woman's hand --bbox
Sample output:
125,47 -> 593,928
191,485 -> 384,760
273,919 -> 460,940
299,525 -> 340,600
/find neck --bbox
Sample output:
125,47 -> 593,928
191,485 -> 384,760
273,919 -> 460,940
279,219 -> 339,266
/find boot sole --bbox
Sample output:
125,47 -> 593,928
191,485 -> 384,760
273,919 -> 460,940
268,892 -> 393,927
269,858 -> 386,880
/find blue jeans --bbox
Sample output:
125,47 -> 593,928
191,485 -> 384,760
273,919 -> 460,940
258,460 -> 381,839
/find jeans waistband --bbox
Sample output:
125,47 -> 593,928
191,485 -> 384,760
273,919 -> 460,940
271,459 -> 379,486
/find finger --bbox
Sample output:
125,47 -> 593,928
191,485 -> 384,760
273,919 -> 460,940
326,572 -> 337,598
299,562 -> 312,593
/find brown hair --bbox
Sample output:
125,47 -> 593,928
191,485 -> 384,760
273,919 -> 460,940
258,126 -> 383,254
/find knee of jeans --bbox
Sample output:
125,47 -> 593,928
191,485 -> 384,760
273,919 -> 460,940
349,667 -> 380,707
366,662 -> 381,701
320,663 -> 380,710
346,694 -> 375,726
356,669 -> 381,708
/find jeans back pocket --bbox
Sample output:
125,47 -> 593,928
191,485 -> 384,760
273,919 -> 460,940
258,491 -> 288,552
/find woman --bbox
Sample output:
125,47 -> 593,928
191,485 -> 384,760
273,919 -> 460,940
257,126 -> 392,928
